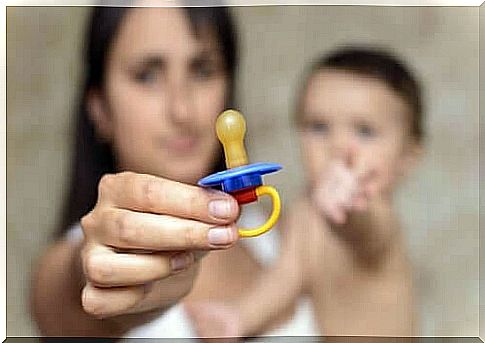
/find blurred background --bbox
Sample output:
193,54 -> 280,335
7,5 -> 480,337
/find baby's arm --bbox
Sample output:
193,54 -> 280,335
236,206 -> 307,336
186,204 -> 308,339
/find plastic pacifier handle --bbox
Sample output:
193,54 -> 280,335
237,185 -> 281,238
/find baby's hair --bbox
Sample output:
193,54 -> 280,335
295,46 -> 424,142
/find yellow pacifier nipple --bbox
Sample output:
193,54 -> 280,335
216,109 -> 249,169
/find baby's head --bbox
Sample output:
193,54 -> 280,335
296,46 -> 424,197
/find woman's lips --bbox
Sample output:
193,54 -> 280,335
162,136 -> 199,155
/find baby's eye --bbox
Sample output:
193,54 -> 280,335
307,122 -> 329,134
355,123 -> 376,138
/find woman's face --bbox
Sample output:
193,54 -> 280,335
89,7 -> 228,184
299,69 -> 419,196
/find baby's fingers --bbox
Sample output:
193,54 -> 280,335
327,202 -> 347,225
351,193 -> 368,211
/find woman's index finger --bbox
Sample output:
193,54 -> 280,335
101,172 -> 240,225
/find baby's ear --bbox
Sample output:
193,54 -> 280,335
86,88 -> 113,143
400,140 -> 423,177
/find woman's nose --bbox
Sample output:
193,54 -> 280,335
168,80 -> 191,124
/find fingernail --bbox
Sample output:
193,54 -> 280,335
209,199 -> 234,219
82,287 -> 101,317
82,287 -> 90,307
171,253 -> 193,272
208,227 -> 233,246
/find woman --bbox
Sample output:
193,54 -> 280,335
31,5 -> 318,339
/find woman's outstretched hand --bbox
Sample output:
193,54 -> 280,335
80,171 -> 240,318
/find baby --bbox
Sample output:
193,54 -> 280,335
186,46 -> 423,339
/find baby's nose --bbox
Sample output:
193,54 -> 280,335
331,134 -> 351,159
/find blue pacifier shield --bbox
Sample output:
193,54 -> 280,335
198,162 -> 282,193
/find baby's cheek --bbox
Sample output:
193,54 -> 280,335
311,149 -> 330,180
372,156 -> 401,193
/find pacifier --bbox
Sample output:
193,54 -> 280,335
198,109 -> 282,238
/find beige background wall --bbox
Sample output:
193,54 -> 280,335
479,2 -> 484,340
7,5 -> 479,337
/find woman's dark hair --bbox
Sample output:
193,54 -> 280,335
295,46 -> 424,142
58,6 -> 238,236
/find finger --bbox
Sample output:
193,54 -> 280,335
351,194 -> 368,211
336,173 -> 355,205
98,208 -> 239,250
351,154 -> 380,199
332,208 -> 347,225
326,203 -> 346,225
82,282 -> 146,318
98,172 -> 240,225
83,245 -> 194,287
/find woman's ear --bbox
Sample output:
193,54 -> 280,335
87,88 -> 113,142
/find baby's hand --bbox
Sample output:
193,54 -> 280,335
312,148 -> 378,225
185,301 -> 242,342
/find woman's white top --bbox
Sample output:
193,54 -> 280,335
66,205 -> 320,340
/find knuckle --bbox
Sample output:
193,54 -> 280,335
84,255 -> 112,286
119,170 -> 136,180
183,226 -> 202,248
119,171 -> 138,190
139,175 -> 160,211
80,211 -> 96,233
186,191 -> 203,215
98,173 -> 116,199
116,212 -> 137,247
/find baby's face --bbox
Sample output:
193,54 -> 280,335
299,69 -> 419,197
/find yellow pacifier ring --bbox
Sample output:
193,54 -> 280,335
238,185 -> 281,238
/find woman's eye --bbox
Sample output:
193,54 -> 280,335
195,65 -> 215,79
191,60 -> 218,80
134,68 -> 158,84
356,124 -> 376,138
